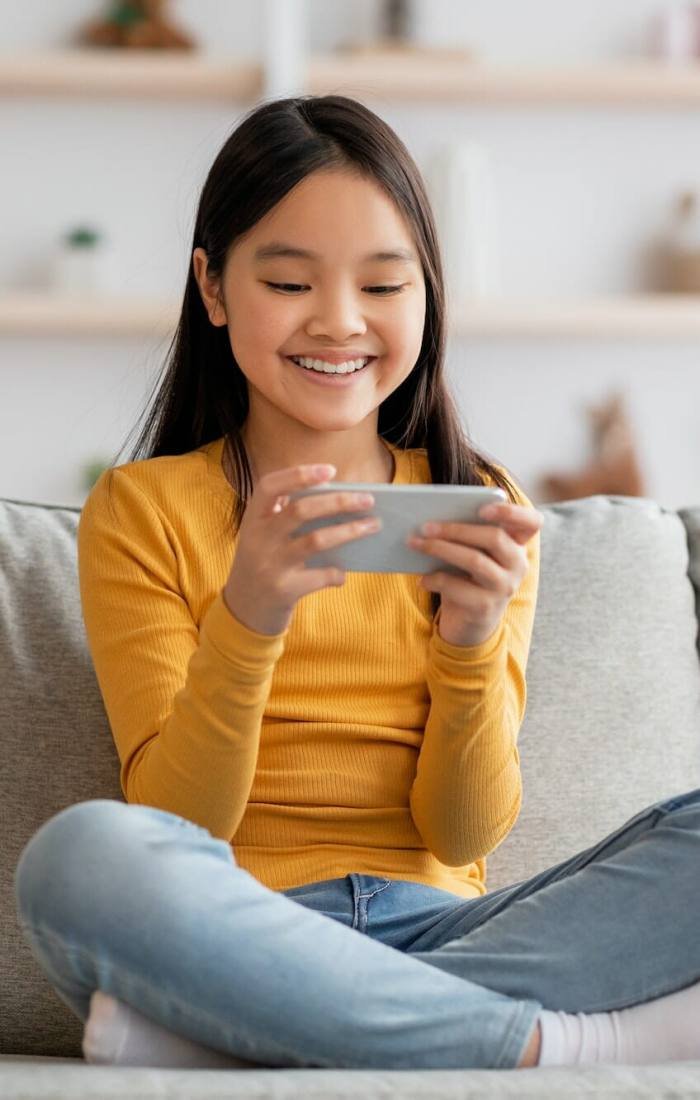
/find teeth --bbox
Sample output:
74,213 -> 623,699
290,356 -> 370,374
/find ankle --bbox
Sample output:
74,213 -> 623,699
517,1021 -> 541,1067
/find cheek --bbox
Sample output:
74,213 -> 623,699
229,290 -> 292,361
385,297 -> 425,359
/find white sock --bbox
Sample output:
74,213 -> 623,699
537,977 -> 700,1066
82,990 -> 259,1068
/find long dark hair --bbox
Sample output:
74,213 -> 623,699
115,94 -> 520,620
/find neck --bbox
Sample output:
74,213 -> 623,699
239,434 -> 395,489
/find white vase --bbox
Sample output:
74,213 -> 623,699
424,141 -> 501,310
650,1 -> 700,62
51,241 -> 118,295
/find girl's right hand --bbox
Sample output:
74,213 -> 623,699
222,464 -> 382,636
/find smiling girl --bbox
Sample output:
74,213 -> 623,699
15,95 -> 700,1074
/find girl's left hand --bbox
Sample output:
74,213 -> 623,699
407,502 -> 544,648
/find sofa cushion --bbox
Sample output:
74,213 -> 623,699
1,493 -> 700,1059
0,499 -> 122,1057
3,1053 -> 700,1097
486,495 -> 700,891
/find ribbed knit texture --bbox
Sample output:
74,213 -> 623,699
77,437 -> 540,897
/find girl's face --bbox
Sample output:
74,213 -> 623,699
193,168 -> 426,453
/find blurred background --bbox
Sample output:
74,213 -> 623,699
2,0 -> 700,509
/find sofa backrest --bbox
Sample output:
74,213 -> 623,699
487,496 -> 700,890
0,499 -> 122,1056
1,493 -> 700,1056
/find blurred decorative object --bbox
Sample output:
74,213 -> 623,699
650,1 -> 700,62
262,0 -> 305,99
425,142 -> 501,305
338,0 -> 474,62
51,225 -> 117,294
81,458 -> 111,492
383,0 -> 414,43
77,1 -> 195,51
666,190 -> 700,291
537,391 -> 646,502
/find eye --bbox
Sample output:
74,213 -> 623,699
265,283 -> 308,293
264,282 -> 406,295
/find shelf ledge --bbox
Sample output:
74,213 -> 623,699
309,56 -> 700,104
0,50 -> 260,100
3,51 -> 700,104
451,295 -> 700,337
2,292 -> 700,339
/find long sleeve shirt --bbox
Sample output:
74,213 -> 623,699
77,436 -> 539,898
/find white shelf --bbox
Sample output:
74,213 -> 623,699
3,50 -> 700,104
3,292 -> 700,339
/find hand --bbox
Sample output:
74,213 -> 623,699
223,465 -> 382,636
406,502 -> 544,648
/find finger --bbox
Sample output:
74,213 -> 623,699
421,571 -> 492,606
412,538 -> 510,592
479,503 -> 544,530
416,523 -> 522,570
257,464 -> 336,514
498,524 -> 540,547
292,488 -> 376,523
262,465 -> 335,493
485,522 -> 540,551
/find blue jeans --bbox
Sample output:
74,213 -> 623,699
13,788 -> 700,1070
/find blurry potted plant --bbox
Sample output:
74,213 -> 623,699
77,0 -> 195,50
51,225 -> 118,294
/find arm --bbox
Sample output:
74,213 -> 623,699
409,477 -> 540,867
77,467 -> 287,839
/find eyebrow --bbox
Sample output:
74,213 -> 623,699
253,242 -> 418,265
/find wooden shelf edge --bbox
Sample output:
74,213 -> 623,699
3,51 -> 700,103
2,292 -> 700,338
451,295 -> 700,337
309,57 -> 700,104
0,50 -> 261,99
0,292 -> 178,336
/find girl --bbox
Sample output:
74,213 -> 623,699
14,94 -> 700,1073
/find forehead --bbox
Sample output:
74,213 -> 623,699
239,169 -> 419,263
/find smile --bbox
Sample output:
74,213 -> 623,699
288,355 -> 373,375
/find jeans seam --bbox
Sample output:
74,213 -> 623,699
357,880 -> 392,901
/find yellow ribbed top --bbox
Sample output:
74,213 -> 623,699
77,437 -> 539,898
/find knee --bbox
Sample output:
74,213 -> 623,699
14,799 -> 143,928
659,787 -> 700,819
660,787 -> 700,827
15,800 -> 232,933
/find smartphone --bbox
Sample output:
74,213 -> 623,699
286,482 -> 508,574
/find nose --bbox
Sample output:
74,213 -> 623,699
305,284 -> 367,343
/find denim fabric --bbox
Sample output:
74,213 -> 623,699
13,788 -> 700,1070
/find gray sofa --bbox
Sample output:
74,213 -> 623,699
2,490 -> 700,1098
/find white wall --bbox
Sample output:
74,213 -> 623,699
1,0 -> 698,508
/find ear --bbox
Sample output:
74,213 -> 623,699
192,247 -> 227,326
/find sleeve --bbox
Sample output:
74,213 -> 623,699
77,467 -> 287,839
408,473 -> 540,867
